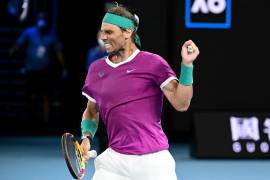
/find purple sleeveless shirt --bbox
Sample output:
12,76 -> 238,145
82,50 -> 177,155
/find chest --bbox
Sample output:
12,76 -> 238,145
92,65 -> 157,104
29,33 -> 53,46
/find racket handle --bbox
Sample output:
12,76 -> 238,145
88,150 -> 97,158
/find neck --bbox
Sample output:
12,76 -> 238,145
109,43 -> 137,64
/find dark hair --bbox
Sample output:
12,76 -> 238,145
107,5 -> 139,45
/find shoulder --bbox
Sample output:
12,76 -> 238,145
139,51 -> 166,61
139,51 -> 161,58
20,26 -> 34,35
26,26 -> 37,33
88,57 -> 106,70
138,51 -> 169,66
17,27 -> 36,42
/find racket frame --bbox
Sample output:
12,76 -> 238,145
61,132 -> 85,179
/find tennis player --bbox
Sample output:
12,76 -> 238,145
80,4 -> 199,180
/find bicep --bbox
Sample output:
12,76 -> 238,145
162,79 -> 193,111
162,79 -> 178,104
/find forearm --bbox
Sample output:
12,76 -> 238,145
163,62 -> 194,111
175,62 -> 194,111
81,115 -> 99,140
81,101 -> 99,139
173,61 -> 193,111
82,108 -> 99,122
163,79 -> 193,111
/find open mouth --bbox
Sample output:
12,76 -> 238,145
104,43 -> 111,48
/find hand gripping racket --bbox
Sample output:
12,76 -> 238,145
61,132 -> 97,179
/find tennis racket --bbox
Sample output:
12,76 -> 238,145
61,132 -> 97,179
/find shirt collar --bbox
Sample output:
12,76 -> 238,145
105,49 -> 140,68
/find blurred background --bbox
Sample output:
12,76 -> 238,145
1,0 -> 270,179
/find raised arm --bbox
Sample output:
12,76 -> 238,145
163,40 -> 199,111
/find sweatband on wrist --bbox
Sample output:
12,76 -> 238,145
179,63 -> 193,86
81,118 -> 98,139
81,135 -> 91,143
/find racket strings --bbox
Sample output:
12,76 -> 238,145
62,133 -> 89,179
74,141 -> 85,174
62,134 -> 82,178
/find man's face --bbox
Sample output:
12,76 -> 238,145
100,23 -> 127,53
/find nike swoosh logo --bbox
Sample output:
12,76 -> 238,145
126,69 -> 136,73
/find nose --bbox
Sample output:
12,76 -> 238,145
100,32 -> 107,41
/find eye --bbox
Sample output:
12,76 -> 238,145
106,30 -> 112,35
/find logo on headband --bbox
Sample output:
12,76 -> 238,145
185,0 -> 231,29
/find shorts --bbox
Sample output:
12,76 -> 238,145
92,148 -> 177,180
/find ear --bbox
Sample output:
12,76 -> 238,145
123,29 -> 133,39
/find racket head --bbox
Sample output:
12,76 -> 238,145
61,132 -> 86,179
